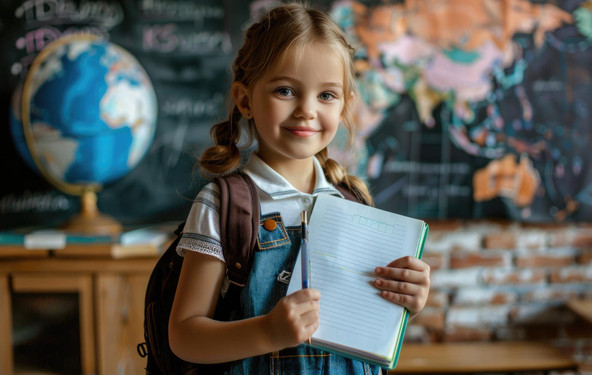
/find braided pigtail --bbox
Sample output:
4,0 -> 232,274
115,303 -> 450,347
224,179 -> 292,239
199,105 -> 243,176
316,148 -> 374,206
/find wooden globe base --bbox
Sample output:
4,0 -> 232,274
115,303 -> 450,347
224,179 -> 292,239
61,189 -> 122,235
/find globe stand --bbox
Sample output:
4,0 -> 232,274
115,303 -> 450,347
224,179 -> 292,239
61,189 -> 122,235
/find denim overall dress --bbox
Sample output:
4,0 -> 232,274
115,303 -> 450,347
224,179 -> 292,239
217,211 -> 381,375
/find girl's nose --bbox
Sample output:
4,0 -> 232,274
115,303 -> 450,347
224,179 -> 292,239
294,99 -> 317,120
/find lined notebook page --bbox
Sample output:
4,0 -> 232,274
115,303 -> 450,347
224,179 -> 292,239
288,194 -> 424,360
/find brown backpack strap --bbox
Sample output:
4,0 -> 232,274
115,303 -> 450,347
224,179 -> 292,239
215,171 -> 260,287
335,183 -> 369,205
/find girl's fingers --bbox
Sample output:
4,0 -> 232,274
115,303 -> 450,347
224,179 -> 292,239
379,290 -> 425,314
373,256 -> 431,314
300,308 -> 320,327
286,288 -> 321,316
386,256 -> 430,271
374,278 -> 429,313
375,266 -> 429,285
379,290 -> 413,305
290,287 -> 321,302
374,277 -> 419,296
266,288 -> 321,347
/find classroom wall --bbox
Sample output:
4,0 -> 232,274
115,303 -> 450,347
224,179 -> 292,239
407,220 -> 592,371
4,0 -> 592,229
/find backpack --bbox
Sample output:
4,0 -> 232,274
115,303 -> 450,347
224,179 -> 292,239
137,171 -> 363,374
137,171 -> 260,375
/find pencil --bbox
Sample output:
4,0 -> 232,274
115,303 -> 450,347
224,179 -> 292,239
300,210 -> 309,289
300,210 -> 312,346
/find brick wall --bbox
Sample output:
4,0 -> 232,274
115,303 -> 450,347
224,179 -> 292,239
406,220 -> 592,370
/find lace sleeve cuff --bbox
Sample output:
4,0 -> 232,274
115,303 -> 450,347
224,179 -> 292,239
177,233 -> 225,262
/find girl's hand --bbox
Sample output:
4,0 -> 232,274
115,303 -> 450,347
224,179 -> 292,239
374,256 -> 430,318
264,288 -> 321,349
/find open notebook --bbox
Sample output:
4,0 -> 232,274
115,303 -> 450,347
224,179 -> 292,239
287,194 -> 429,369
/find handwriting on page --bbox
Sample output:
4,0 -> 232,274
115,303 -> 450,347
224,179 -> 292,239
311,201 -> 407,341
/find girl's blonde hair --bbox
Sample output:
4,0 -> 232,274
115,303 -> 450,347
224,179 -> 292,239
200,2 -> 373,205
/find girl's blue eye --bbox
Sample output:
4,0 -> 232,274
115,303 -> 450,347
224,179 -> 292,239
319,92 -> 336,101
276,88 -> 293,96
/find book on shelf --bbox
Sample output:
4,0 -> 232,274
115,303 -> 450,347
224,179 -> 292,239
0,223 -> 176,258
287,194 -> 429,369
110,225 -> 173,258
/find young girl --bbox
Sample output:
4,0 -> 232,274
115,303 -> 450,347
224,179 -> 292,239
169,3 -> 431,374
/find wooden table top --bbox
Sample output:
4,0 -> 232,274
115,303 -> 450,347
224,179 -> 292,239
0,256 -> 158,273
567,299 -> 592,324
390,341 -> 577,374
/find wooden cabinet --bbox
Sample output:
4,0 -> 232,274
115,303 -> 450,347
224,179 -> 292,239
0,251 -> 157,375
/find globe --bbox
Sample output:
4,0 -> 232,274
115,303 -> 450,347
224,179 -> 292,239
10,33 -> 158,234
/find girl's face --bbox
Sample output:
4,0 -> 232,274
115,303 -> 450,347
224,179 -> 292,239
241,43 -> 346,166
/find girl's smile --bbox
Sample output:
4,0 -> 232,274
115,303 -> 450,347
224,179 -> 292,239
283,126 -> 320,137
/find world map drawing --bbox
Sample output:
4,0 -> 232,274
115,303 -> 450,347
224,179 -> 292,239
327,0 -> 592,221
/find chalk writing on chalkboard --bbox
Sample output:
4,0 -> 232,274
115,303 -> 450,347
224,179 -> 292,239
142,24 -> 232,54
161,94 -> 225,118
10,0 -> 123,78
14,0 -> 124,27
139,1 -> 224,24
0,191 -> 70,215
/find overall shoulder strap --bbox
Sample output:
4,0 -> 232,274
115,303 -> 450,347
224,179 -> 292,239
214,171 -> 260,287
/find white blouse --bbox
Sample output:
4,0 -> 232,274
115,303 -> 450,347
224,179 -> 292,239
176,153 -> 343,261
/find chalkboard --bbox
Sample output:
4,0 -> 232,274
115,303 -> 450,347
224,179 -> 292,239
0,0 -> 255,229
2,0 -> 592,229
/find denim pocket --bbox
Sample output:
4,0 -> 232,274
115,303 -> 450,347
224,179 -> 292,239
257,213 -> 291,250
269,346 -> 331,374
268,345 -> 378,374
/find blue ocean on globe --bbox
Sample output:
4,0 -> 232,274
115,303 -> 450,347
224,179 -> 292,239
11,34 -> 157,189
